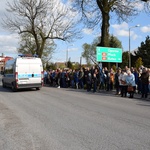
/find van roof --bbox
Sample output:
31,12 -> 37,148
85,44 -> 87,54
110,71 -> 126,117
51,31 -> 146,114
18,54 -> 38,57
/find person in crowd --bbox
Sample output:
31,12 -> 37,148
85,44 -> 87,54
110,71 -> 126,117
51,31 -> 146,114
86,68 -> 92,92
47,70 -> 51,85
140,67 -> 149,99
115,68 -> 121,95
91,66 -> 95,78
137,68 -> 142,94
148,69 -> 150,95
104,67 -> 108,90
52,70 -> 57,87
148,69 -> 150,99
92,68 -> 99,93
99,68 -> 106,90
61,69 -> 67,88
109,68 -> 115,91
106,71 -> 110,91
78,68 -> 84,89
132,68 -> 139,93
56,68 -> 61,88
44,70 -> 48,85
126,70 -> 136,98
130,67 -> 134,73
84,68 -> 88,87
74,69 -> 79,89
66,70 -> 71,88
125,66 -> 129,72
119,69 -> 127,97
69,69 -> 75,88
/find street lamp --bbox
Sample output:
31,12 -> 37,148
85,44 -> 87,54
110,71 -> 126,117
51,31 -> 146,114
129,24 -> 140,68
66,44 -> 73,66
66,47 -> 68,63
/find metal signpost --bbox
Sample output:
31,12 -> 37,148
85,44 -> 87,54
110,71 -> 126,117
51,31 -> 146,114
96,47 -> 122,63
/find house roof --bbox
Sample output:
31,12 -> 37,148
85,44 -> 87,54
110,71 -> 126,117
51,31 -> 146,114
0,56 -> 14,62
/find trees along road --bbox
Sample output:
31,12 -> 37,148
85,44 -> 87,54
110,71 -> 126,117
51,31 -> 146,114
0,81 -> 150,149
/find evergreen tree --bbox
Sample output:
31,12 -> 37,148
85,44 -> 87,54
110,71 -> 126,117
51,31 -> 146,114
120,52 -> 129,69
135,57 -> 143,70
67,58 -> 73,69
134,36 -> 150,67
109,35 -> 122,49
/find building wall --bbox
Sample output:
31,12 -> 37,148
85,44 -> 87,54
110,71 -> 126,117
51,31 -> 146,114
0,55 -> 13,73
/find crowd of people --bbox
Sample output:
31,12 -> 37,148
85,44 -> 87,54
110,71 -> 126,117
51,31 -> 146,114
43,65 -> 150,99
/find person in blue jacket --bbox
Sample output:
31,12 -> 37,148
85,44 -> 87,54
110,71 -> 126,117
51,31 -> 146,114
126,70 -> 136,98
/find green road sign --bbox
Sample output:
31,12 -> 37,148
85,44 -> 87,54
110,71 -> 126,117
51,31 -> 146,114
96,47 -> 122,63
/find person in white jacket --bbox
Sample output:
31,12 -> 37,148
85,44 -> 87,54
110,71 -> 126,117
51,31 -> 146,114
126,70 -> 136,98
118,70 -> 127,97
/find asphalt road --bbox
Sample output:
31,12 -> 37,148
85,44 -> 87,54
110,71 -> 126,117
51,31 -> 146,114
0,79 -> 150,150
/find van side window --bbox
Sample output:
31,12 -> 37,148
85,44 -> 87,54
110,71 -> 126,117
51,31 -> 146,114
5,65 -> 13,74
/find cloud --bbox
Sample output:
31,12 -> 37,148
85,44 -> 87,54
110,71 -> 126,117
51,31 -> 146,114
111,22 -> 128,30
0,46 -> 17,53
62,47 -> 78,52
115,29 -> 129,37
0,34 -> 19,54
68,47 -> 78,52
132,34 -> 138,40
0,0 -> 19,56
111,22 -> 140,40
111,22 -> 129,37
82,28 -> 93,35
0,0 -> 14,20
0,34 -> 19,45
133,2 -> 144,11
141,25 -> 150,33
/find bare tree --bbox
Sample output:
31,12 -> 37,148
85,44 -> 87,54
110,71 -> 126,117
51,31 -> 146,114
142,0 -> 150,14
2,0 -> 80,58
72,0 -> 144,47
18,32 -> 56,64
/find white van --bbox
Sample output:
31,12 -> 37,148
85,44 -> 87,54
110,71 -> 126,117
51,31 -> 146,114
2,55 -> 44,91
